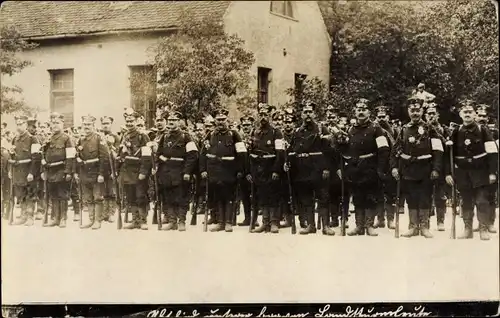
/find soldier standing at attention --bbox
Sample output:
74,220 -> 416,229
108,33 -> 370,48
247,104 -> 284,233
9,115 -> 42,226
200,108 -> 246,232
338,99 -> 390,237
118,109 -> 152,230
391,99 -> 443,238
445,101 -> 497,240
237,114 -> 255,226
42,113 -> 76,228
286,102 -> 336,235
100,116 -> 121,223
155,111 -> 198,231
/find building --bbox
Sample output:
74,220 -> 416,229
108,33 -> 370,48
1,1 -> 331,128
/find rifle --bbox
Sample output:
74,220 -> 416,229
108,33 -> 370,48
340,156 -> 346,236
77,175 -> 83,228
190,176 -> 198,226
232,182 -> 240,226
394,160 -> 402,238
203,178 -> 209,232
285,166 -> 296,234
316,198 -> 322,230
249,180 -> 256,232
108,147 -> 122,230
448,139 -> 456,239
42,168 -> 49,226
151,156 -> 161,230
8,165 -> 14,225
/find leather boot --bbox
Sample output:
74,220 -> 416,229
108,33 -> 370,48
107,200 -> 116,222
401,209 -> 419,237
280,214 -> 292,228
299,207 -> 316,235
365,209 -> 378,236
387,206 -> 395,229
479,224 -> 490,241
59,201 -> 68,228
252,208 -> 270,233
44,200 -> 59,227
320,209 -> 335,236
347,208 -> 365,236
161,207 -> 178,230
224,201 -> 234,230
72,199 -> 81,222
488,207 -> 497,233
458,217 -> 473,239
210,222 -> 224,232
270,207 -> 280,233
80,205 -> 95,229
418,209 -> 433,238
176,207 -> 186,231
210,203 -> 225,232
436,207 -> 445,231
92,203 -> 103,230
373,203 -> 385,228
13,202 -> 27,225
124,206 -> 140,229
24,202 -> 35,226
139,206 -> 148,230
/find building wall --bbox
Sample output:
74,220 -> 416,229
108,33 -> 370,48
223,0 -> 331,108
1,34 -> 161,128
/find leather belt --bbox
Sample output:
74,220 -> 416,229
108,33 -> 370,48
8,159 -> 32,164
206,154 -> 235,161
124,156 -> 140,161
77,157 -> 99,164
250,154 -> 276,159
455,152 -> 487,162
44,161 -> 64,167
400,153 -> 432,160
342,153 -> 375,160
159,155 -> 184,162
289,152 -> 322,158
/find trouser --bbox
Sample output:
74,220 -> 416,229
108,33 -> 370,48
460,185 -> 491,230
351,181 -> 381,228
403,179 -> 432,229
14,182 -> 37,219
159,182 -> 190,224
123,180 -> 149,225
103,177 -> 117,220
1,176 -> 11,218
81,180 -> 104,222
209,182 -> 237,225
294,181 -> 329,228
432,180 -> 448,224
255,180 -> 281,221
69,178 -> 81,216
48,181 -> 70,221
486,184 -> 498,226
240,179 -> 252,221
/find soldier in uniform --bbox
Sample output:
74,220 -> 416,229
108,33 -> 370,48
117,109 -> 152,230
391,99 -> 443,238
155,111 -> 198,231
237,115 -> 255,226
75,115 -> 110,229
425,103 -> 450,231
68,126 -> 83,222
337,99 -> 390,237
286,102 -> 336,235
42,113 -> 76,227
26,117 -> 45,221
200,108 -> 246,232
246,104 -> 284,233
279,110 -> 298,228
8,115 -> 41,226
100,116 -> 121,222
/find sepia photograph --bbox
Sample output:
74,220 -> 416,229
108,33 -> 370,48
1,0 -> 499,317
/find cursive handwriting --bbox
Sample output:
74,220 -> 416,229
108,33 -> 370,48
257,306 -> 310,317
315,305 -> 432,317
147,308 -> 200,317
205,308 -> 253,317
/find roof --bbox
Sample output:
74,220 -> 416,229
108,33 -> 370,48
0,1 -> 231,39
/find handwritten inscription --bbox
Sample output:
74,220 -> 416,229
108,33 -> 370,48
315,305 -> 432,317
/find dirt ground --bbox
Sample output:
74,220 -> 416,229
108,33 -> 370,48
2,206 -> 498,304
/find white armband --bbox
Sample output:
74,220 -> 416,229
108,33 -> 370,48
65,147 -> 76,158
159,155 -> 167,162
31,143 -> 41,154
484,141 -> 498,153
235,141 -> 247,153
431,138 -> 444,152
141,146 -> 152,156
375,136 -> 388,148
186,141 -> 198,152
275,139 -> 285,150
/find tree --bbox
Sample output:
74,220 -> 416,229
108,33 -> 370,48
284,77 -> 333,118
0,24 -> 38,114
148,10 -> 255,123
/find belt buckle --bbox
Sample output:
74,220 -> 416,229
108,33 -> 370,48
467,158 -> 472,163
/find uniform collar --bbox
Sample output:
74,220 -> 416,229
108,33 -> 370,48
406,119 -> 425,127
300,121 -> 318,131
462,122 -> 478,132
355,119 -> 371,128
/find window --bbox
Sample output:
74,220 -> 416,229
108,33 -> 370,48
129,65 -> 157,128
270,1 -> 294,18
257,67 -> 272,104
49,69 -> 74,128
294,73 -> 307,104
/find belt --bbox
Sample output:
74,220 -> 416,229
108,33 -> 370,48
206,154 -> 235,161
8,159 -> 32,164
289,152 -> 322,158
77,157 -> 99,164
342,153 -> 375,160
400,153 -> 432,160
124,156 -> 140,161
159,155 -> 184,162
455,152 -> 487,162
45,161 -> 64,167
250,154 -> 276,159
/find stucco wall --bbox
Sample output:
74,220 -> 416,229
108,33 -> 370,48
223,1 -> 331,108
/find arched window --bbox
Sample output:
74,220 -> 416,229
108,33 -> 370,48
270,1 -> 294,18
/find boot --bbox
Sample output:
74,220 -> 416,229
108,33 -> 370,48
225,223 -> 233,232
238,218 -> 251,226
347,208 -> 365,236
373,203 -> 385,228
488,225 -> 497,234
80,205 -> 95,229
23,203 -> 35,226
124,206 -> 140,229
161,222 -> 177,231
418,209 -> 433,238
161,207 -> 178,230
299,208 -> 316,235
279,214 -> 292,228
210,223 -> 224,232
479,224 -> 490,241
107,199 -> 117,223
458,218 -> 474,239
401,209 -> 419,237
92,203 -> 103,230
252,208 -> 270,233
35,210 -> 44,220
177,206 -> 187,231
270,221 -> 279,233
365,209 -> 379,236
207,210 -> 216,225
178,221 -> 186,232
224,201 -> 234,229
59,201 -> 68,228
139,206 -> 148,230
387,209 -> 395,229
44,200 -> 59,227
12,208 -> 27,225
488,208 -> 497,233
269,207 -> 280,233
320,210 -> 335,236
72,199 -> 81,222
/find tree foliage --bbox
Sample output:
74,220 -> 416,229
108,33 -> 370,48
0,24 -> 38,114
148,10 -> 255,122
284,77 -> 333,118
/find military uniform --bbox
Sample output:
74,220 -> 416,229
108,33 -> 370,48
288,103 -> 336,235
155,111 -> 198,231
1,139 -> 11,220
101,116 -> 121,222
200,108 -> 246,232
446,102 -> 498,240
117,109 -> 152,230
338,99 -> 389,236
75,115 -> 110,229
237,115 -> 255,226
391,100 -> 443,238
69,129 -> 82,222
42,113 -> 76,227
248,104 -> 284,233
279,111 -> 298,228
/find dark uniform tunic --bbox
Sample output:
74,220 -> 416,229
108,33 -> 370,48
238,129 -> 253,224
1,142 -> 11,219
429,121 -> 451,224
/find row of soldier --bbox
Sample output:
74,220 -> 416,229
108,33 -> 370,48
1,96 -> 498,240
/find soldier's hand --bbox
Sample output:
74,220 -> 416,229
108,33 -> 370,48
445,175 -> 454,186
151,168 -> 157,175
272,172 -> 279,180
138,173 -> 146,181
489,174 -> 497,184
65,174 -> 72,182
391,168 -> 400,181
8,170 -> 12,179
430,170 -> 439,180
283,163 -> 290,172
336,169 -> 342,180
201,171 -> 208,179
246,174 -> 253,183
322,170 -> 330,180
183,174 -> 190,181
97,175 -> 104,183
236,172 -> 243,179
27,173 -> 34,182
73,173 -> 80,182
41,172 -> 46,181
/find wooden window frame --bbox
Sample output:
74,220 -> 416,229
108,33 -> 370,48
49,69 -> 74,128
270,1 -> 295,19
257,67 -> 272,104
129,65 -> 157,128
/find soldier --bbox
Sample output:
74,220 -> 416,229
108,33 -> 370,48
338,99 -> 390,237
246,104 -> 284,233
201,116 -> 219,225
286,102 -> 336,235
413,83 -> 436,102
75,115 -> 110,229
68,126 -> 83,222
279,110 -> 298,228
42,113 -> 76,227
425,103 -> 450,231
117,108 -> 152,230
391,99 -> 443,238
200,108 -> 246,232
100,116 -> 121,223
193,121 -> 207,216
155,111 -> 198,231
237,114 -> 255,226
272,109 -> 284,131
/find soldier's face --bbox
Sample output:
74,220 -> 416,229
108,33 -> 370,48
301,109 -> 315,123
258,111 -> 270,124
476,114 -> 488,124
101,121 -> 112,132
16,121 -> 27,133
204,124 -> 214,133
408,107 -> 423,121
377,114 -> 389,123
125,117 -> 136,130
241,123 -> 252,134
167,118 -> 179,131
426,112 -> 438,123
460,108 -> 475,124
284,121 -> 294,131
83,122 -> 94,135
156,118 -> 167,131
51,121 -> 63,133
274,119 -> 282,129
355,107 -> 369,120
215,118 -> 228,129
